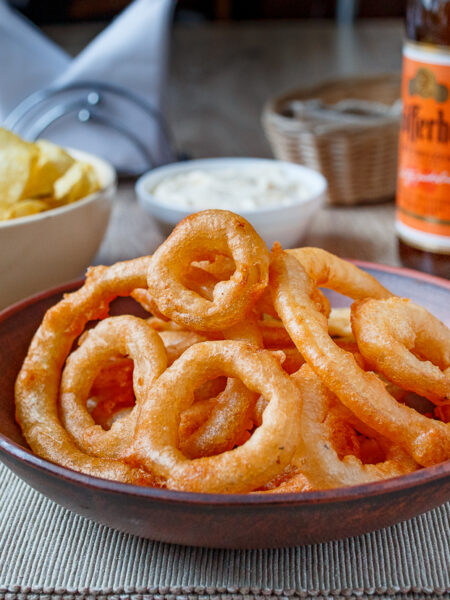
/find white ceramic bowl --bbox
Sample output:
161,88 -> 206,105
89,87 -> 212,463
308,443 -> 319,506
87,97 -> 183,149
0,149 -> 116,310
135,158 -> 327,249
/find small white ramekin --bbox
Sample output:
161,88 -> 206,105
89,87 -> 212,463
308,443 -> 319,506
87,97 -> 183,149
135,157 -> 327,249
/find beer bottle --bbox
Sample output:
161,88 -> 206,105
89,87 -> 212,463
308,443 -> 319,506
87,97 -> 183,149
396,0 -> 450,279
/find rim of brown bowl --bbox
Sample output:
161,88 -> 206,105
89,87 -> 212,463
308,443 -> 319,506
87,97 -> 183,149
0,260 -> 449,508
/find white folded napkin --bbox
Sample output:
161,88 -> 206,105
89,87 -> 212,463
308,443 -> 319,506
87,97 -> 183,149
1,0 -> 175,174
0,1 -> 71,112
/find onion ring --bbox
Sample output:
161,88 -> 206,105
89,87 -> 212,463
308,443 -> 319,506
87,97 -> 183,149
146,316 -> 184,332
179,378 -> 256,459
192,255 -> 235,281
86,330 -> 212,433
258,308 -> 353,350
193,377 -> 228,402
270,248 -> 450,466
79,318 -> 234,453
181,264 -> 222,298
256,465 -> 312,494
128,340 -> 302,493
60,315 -> 167,459
255,281 -> 331,320
179,397 -> 218,440
159,330 -> 208,365
130,288 -> 169,321
351,297 -> 450,404
223,314 -> 263,347
287,247 -> 392,300
289,365 -> 418,489
147,210 -> 270,331
257,317 -> 294,348
436,405 -> 450,423
135,259 -> 231,319
87,357 -> 135,430
277,347 -> 305,375
174,317 -> 260,459
15,256 -> 160,485
132,262 -> 223,322
159,311 -> 261,458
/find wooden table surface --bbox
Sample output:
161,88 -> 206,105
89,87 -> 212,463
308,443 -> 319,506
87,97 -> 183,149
44,19 -> 404,267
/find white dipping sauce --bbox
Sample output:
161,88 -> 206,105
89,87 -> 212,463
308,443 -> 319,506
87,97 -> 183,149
150,165 -> 311,211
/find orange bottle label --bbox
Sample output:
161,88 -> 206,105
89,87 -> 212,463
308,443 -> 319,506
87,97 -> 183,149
396,41 -> 450,252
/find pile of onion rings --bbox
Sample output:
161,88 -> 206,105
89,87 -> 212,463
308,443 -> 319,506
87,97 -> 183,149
15,209 -> 450,493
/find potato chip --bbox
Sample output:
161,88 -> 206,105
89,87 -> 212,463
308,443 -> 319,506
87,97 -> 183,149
0,199 -> 50,220
0,203 -> 10,221
0,129 -> 37,205
53,162 -> 100,204
0,128 -> 100,221
22,140 -> 74,199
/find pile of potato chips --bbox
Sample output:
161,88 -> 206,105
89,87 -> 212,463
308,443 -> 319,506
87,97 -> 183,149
0,128 -> 100,221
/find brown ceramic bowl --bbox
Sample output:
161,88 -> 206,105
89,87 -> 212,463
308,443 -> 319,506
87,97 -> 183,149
0,262 -> 449,549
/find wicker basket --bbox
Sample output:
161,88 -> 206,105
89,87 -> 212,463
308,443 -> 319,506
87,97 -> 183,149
263,74 -> 401,205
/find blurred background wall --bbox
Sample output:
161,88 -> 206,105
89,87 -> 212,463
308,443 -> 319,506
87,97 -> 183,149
11,0 -> 407,24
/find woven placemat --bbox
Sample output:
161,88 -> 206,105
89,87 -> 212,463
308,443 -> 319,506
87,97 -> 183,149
0,464 -> 448,599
